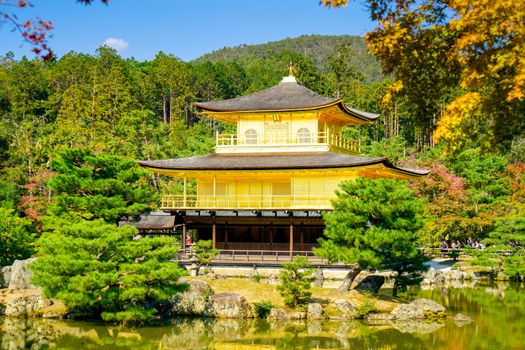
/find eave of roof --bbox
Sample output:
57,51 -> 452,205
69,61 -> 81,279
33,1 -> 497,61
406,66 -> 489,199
138,152 -> 429,177
118,214 -> 177,230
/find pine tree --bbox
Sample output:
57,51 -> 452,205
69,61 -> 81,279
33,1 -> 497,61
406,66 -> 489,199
0,208 -> 34,266
277,256 -> 314,307
46,148 -> 156,224
315,178 -> 427,296
31,148 -> 186,323
32,218 -> 185,323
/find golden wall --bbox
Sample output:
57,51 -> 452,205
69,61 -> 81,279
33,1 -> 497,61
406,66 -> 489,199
195,173 -> 357,209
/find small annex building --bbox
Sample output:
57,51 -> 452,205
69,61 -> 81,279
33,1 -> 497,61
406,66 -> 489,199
139,73 -> 428,255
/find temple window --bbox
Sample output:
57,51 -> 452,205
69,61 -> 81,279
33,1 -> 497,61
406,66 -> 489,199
297,128 -> 311,143
245,129 -> 258,144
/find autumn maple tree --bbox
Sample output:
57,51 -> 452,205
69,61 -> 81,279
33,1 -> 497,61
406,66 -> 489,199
322,0 -> 525,152
0,0 -> 109,60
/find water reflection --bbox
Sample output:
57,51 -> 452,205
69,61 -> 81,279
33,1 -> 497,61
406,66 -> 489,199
0,317 -> 449,350
0,283 -> 523,350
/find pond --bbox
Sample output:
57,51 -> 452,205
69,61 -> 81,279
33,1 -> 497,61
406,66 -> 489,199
1,283 -> 524,349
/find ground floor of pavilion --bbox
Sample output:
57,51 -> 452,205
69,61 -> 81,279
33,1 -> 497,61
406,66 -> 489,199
180,210 -> 324,254
121,210 -> 327,257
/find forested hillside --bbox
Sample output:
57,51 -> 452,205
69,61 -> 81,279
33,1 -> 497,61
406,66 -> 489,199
195,35 -> 383,83
0,36 -> 524,277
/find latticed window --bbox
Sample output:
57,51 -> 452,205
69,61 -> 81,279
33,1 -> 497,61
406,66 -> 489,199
297,128 -> 311,143
245,129 -> 258,144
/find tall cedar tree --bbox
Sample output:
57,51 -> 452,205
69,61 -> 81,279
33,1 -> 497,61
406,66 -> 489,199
315,178 -> 427,296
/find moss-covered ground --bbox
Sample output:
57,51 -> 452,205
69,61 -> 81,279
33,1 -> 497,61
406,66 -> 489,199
189,277 -> 399,317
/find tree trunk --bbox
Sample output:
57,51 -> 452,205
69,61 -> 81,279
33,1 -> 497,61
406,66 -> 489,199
392,278 -> 399,297
162,95 -> 167,124
337,265 -> 362,293
169,92 -> 173,124
151,173 -> 158,190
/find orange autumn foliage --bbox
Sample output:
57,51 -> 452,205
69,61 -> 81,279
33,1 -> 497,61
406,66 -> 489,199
322,0 -> 525,151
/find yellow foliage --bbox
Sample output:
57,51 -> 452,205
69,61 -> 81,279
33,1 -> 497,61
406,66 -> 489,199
323,0 -> 525,149
450,0 -> 525,101
381,80 -> 403,107
434,92 -> 482,150
320,0 -> 349,8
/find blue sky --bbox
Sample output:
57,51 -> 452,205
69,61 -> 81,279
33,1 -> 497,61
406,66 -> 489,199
1,0 -> 374,62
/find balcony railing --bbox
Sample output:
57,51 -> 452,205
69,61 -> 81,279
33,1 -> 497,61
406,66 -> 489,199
215,131 -> 360,154
161,194 -> 334,210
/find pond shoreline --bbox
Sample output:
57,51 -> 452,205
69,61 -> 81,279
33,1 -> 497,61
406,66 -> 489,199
0,257 -> 510,323
1,282 -> 523,350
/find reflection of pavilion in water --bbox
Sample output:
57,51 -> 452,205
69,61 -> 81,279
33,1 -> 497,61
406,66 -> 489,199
139,73 -> 427,258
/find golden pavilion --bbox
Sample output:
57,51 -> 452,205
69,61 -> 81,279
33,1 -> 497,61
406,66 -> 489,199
139,73 -> 427,255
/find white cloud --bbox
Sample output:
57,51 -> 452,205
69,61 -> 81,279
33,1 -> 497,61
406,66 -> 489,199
102,37 -> 129,52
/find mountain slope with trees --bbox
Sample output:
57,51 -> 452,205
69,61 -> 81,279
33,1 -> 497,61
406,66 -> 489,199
194,34 -> 383,83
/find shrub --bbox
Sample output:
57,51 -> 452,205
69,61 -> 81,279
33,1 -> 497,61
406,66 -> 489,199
193,240 -> 219,273
252,274 -> 262,282
253,301 -> 273,319
277,256 -> 314,307
354,296 -> 380,319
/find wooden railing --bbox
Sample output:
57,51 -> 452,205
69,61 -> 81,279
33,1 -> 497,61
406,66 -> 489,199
161,194 -> 333,210
421,247 -> 514,257
216,242 -> 319,251
216,249 -> 317,262
216,131 -> 360,153
328,133 -> 360,153
177,249 -> 321,263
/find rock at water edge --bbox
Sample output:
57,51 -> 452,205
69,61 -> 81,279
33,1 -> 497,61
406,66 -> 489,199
391,298 -> 446,320
391,303 -> 425,320
204,293 -> 252,319
454,313 -> 473,323
334,299 -> 355,319
4,294 -> 53,317
410,298 -> 446,314
171,278 -> 213,316
307,303 -> 324,320
268,308 -> 306,320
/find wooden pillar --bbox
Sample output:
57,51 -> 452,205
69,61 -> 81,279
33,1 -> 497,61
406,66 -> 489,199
182,219 -> 187,253
269,224 -> 273,250
183,177 -> 187,207
289,219 -> 294,258
212,216 -> 216,249
213,176 -> 216,208
224,224 -> 228,250
300,224 -> 304,252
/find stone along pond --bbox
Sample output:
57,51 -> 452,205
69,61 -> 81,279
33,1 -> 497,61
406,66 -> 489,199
1,283 -> 524,350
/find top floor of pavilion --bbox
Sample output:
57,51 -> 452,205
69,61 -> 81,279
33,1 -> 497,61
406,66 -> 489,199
194,74 -> 379,155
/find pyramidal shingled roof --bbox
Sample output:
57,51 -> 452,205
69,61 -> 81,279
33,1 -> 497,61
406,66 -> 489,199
194,76 -> 380,121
